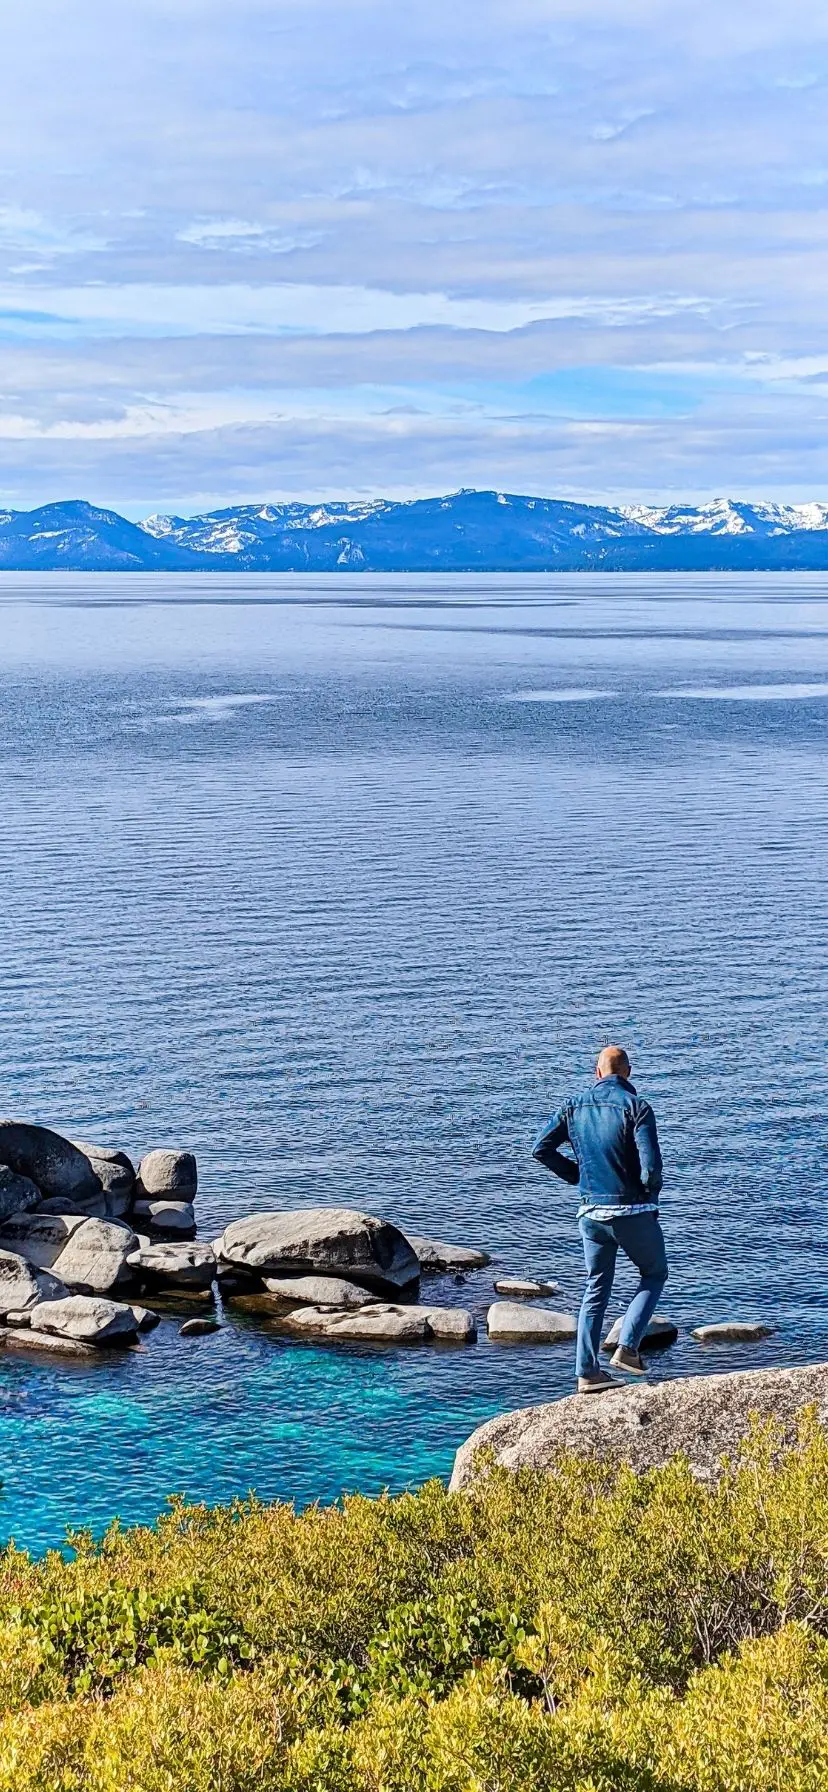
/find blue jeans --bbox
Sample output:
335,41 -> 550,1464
576,1211 -> 668,1377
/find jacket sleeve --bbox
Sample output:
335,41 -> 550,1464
634,1101 -> 663,1198
532,1105 -> 580,1185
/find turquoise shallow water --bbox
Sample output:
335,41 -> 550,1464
1,571 -> 828,1554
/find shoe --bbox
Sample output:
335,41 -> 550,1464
610,1345 -> 647,1375
577,1369 -> 615,1394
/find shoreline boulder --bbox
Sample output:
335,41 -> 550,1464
691,1321 -> 774,1343
0,1213 -> 137,1295
136,1150 -> 197,1200
261,1273 -> 380,1308
218,1209 -> 420,1298
126,1240 -> 216,1291
281,1303 -> 431,1342
71,1142 -> 135,1218
449,1362 -> 828,1490
28,1294 -> 140,1346
487,1302 -> 576,1342
603,1314 -> 679,1352
493,1277 -> 560,1299
0,1121 -> 99,1204
0,1168 -> 41,1222
405,1235 -> 490,1273
132,1199 -> 196,1238
0,1249 -> 67,1317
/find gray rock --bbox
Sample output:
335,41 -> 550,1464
0,1167 -> 41,1221
691,1321 -> 775,1343
493,1277 -> 560,1298
602,1314 -> 679,1351
218,1209 -> 420,1298
0,1247 -> 67,1316
126,1241 -> 216,1290
48,1218 -> 138,1295
71,1142 -> 135,1217
405,1235 -> 491,1273
487,1302 -> 577,1341
0,1213 -> 137,1295
130,1305 -> 160,1332
450,1362 -> 828,1490
262,1273 -> 379,1307
179,1317 -> 220,1337
136,1149 -> 197,1198
132,1199 -> 196,1237
36,1193 -> 107,1219
423,1306 -> 477,1341
0,1120 -> 99,1203
0,1211 -> 87,1269
0,1326 -> 96,1357
29,1294 -> 139,1346
281,1302 -> 430,1341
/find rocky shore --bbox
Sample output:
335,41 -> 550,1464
0,1117 -> 779,1370
0,1119 -> 496,1355
450,1361 -> 828,1488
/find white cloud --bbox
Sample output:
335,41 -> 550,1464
0,0 -> 827,505
177,218 -> 324,252
0,280 -> 720,341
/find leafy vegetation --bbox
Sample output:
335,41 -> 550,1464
1,1414 -> 828,1787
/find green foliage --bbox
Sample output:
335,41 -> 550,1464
15,1582 -> 255,1695
3,1413 -> 828,1785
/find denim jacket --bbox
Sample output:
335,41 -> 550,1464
532,1075 -> 663,1206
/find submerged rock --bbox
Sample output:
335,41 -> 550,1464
0,1121 -> 99,1204
602,1314 -> 679,1351
487,1302 -> 577,1341
179,1316 -> 220,1337
281,1302 -> 431,1341
0,1326 -> 97,1357
493,1277 -> 560,1298
218,1209 -> 420,1298
261,1273 -> 379,1307
136,1150 -> 197,1199
406,1235 -> 490,1273
29,1294 -> 139,1346
449,1362 -> 828,1490
691,1321 -> 774,1343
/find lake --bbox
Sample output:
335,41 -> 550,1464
0,570 -> 827,1555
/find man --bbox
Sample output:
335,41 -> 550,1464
532,1045 -> 667,1394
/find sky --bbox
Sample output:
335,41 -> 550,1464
4,0 -> 828,514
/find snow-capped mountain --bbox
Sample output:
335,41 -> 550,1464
4,491 -> 828,570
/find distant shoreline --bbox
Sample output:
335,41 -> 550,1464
5,491 -> 828,573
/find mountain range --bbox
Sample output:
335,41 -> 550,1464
5,491 -> 828,571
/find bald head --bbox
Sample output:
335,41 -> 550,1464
596,1044 -> 631,1080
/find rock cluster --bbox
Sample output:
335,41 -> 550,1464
0,1120 -> 486,1355
0,1122 -> 198,1351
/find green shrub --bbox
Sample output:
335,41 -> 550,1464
3,1414 -> 828,1785
15,1582 -> 255,1696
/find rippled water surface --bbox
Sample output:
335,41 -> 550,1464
1,571 -> 828,1554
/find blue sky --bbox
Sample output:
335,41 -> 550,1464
3,0 -> 828,513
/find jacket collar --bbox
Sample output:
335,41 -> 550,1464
596,1074 -> 637,1093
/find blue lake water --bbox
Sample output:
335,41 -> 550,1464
1,570 -> 828,1555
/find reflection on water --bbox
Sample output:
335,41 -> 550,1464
0,571 -> 826,1553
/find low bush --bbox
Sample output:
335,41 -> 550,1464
1,1414 -> 828,1787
